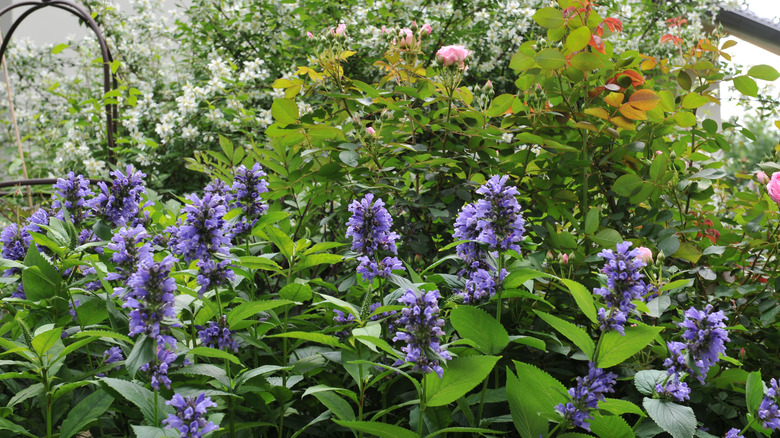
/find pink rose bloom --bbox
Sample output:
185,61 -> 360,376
756,171 -> 768,184
561,253 -> 569,265
398,28 -> 414,48
421,23 -> 432,35
635,246 -> 653,264
768,172 -> 780,205
366,126 -> 376,135
307,31 -> 314,39
436,44 -> 472,69
331,23 -> 347,36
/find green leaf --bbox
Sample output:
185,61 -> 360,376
219,134 -> 234,158
269,331 -> 341,347
748,64 -> 780,81
450,306 -> 509,355
643,398 -> 696,438
613,174 -> 646,198
533,7 -> 565,28
599,398 -> 646,417
560,279 -> 598,324
52,43 -> 69,54
673,111 -> 696,128
681,92 -> 709,109
296,253 -> 343,270
60,389 -> 114,438
171,364 -> 230,388
426,427 -> 502,437
424,355 -> 500,407
279,283 -> 313,302
590,228 -> 622,248
312,391 -> 355,421
487,94 -> 515,117
535,48 -> 566,70
733,75 -> 758,97
565,26 -> 591,52
238,256 -> 282,271
271,98 -> 299,125
22,242 -> 60,300
746,370 -> 763,418
125,335 -> 154,379
584,208 -> 599,235
569,52 -> 602,71
634,370 -> 667,396
131,425 -> 179,438
333,420 -> 416,438
72,330 -> 132,345
596,324 -> 663,368
674,242 -> 701,264
0,418 -> 37,437
534,311 -> 595,360
227,299 -> 293,328
188,346 -> 241,365
101,378 -> 171,425
263,227 -> 295,261
31,327 -> 63,357
590,413 -> 635,438
508,362 -> 568,437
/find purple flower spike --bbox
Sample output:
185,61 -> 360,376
88,165 -> 146,227
122,254 -> 178,338
593,241 -> 650,335
141,343 -> 177,391
195,258 -> 235,297
52,172 -> 93,224
232,163 -> 269,217
163,393 -> 219,438
759,378 -> 780,431
393,289 -> 451,378
724,428 -> 744,438
197,316 -> 239,353
555,362 -> 617,431
346,194 -> 404,283
106,225 -> 151,286
172,193 -> 231,262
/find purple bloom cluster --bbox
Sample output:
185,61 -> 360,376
141,343 -> 178,391
106,225 -> 152,288
758,378 -> 780,431
393,289 -> 451,378
163,393 -> 219,438
453,175 -> 524,303
97,346 -> 124,377
89,166 -> 146,227
345,194 -> 403,283
593,241 -> 650,335
52,172 -> 93,224
195,258 -> 235,297
555,362 -> 617,431
122,255 -> 178,338
657,305 -> 729,401
171,193 -> 231,262
724,429 -> 744,438
232,163 -> 269,217
197,316 -> 239,352
1,224 -> 28,266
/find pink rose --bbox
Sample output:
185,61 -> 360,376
307,31 -> 314,39
331,23 -> 347,36
436,44 -> 472,69
768,172 -> 780,205
561,253 -> 569,265
398,28 -> 414,48
421,23 -> 432,35
756,171 -> 768,184
635,246 -> 653,264
366,126 -> 376,136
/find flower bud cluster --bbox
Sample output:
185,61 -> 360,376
555,362 -> 617,431
345,193 -> 404,283
593,241 -> 651,335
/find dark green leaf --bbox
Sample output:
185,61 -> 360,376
534,311 -> 595,360
643,398 -> 696,438
450,306 -> 509,355
333,420 -> 416,438
596,324 -> 663,368
424,355 -> 500,407
60,389 -> 114,438
101,378 -> 171,425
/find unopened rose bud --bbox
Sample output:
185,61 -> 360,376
421,23 -> 432,35
331,23 -> 347,36
561,253 -> 569,264
485,79 -> 493,90
756,171 -> 768,184
366,126 -> 376,135
635,246 -> 653,264
307,31 -> 314,39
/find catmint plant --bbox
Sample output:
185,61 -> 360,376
106,225 -> 152,287
163,393 -> 219,438
345,193 -> 403,284
393,289 -> 451,378
88,165 -> 147,227
555,362 -> 617,431
197,315 -> 239,352
758,378 -> 780,431
52,172 -> 93,224
122,254 -> 178,338
593,241 -> 650,334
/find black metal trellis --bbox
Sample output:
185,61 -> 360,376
0,0 -> 116,193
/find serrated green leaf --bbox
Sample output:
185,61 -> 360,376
590,413 -> 635,438
534,310 -> 595,360
596,324 -> 663,368
101,378 -> 172,425
566,26 -> 591,52
643,398 -> 696,438
634,369 -> 667,396
535,48 -> 566,70
333,420 -> 416,438
424,355 -> 500,407
60,389 -> 114,438
450,306 -> 509,355
487,94 -> 514,117
227,299 -> 293,328
271,98 -> 299,125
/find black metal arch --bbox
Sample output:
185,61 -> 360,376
0,0 -> 117,191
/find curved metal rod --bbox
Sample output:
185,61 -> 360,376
0,0 -> 118,160
0,177 -> 108,189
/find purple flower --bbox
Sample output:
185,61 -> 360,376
52,172 -> 93,224
195,258 -> 235,297
555,363 -> 617,431
393,289 -> 451,378
232,163 -> 269,217
122,254 -> 178,338
197,316 -> 239,353
163,393 -> 218,438
24,208 -> 49,236
356,255 -> 404,284
346,194 -> 400,256
97,346 -> 124,377
172,193 -> 231,262
106,225 -> 151,286
88,165 -> 146,227
68,300 -> 81,322
1,224 -> 29,267
593,241 -> 650,335
759,378 -> 780,431
655,372 -> 691,402
724,428 -> 744,438
141,343 -> 177,391
679,305 -> 729,382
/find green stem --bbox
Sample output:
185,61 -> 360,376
42,369 -> 52,438
476,377 -> 489,427
153,337 -> 159,427
418,383 -> 426,437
